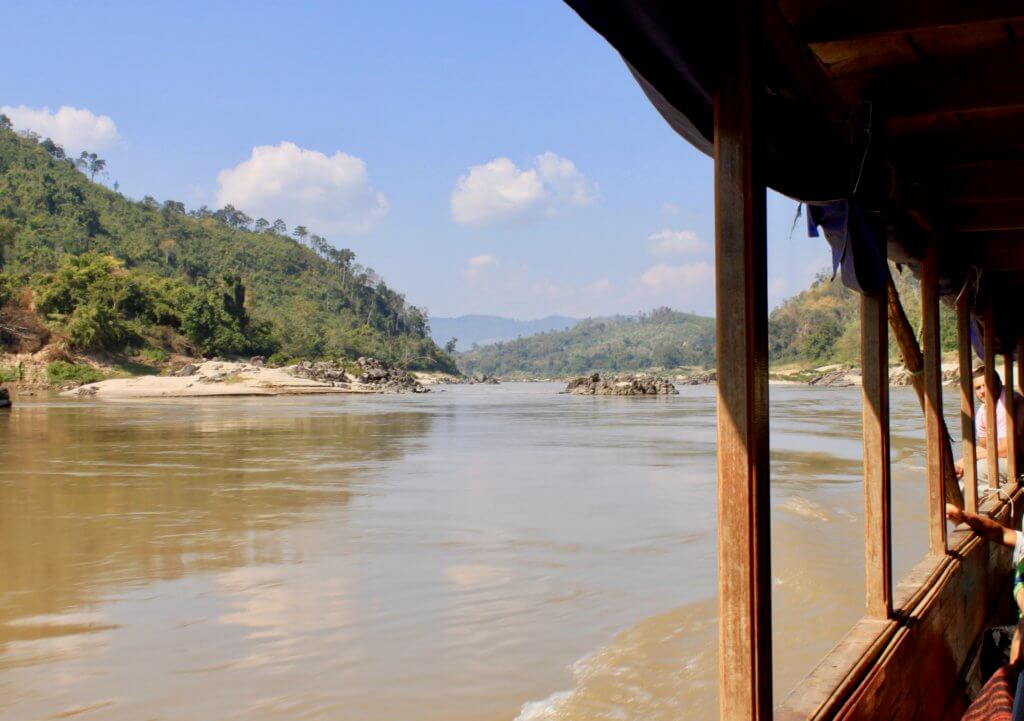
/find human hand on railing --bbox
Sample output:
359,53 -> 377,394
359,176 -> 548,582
945,503 -> 966,525
954,459 -> 965,479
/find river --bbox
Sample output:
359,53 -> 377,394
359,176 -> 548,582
0,383 -> 952,720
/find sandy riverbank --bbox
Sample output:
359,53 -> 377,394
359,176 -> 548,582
61,360 -> 420,399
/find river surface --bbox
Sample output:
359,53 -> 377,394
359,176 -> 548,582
0,383 -> 956,720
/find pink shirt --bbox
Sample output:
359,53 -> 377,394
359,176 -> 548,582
976,389 -> 1024,444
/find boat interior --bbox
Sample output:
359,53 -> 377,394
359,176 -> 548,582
564,2 -> 1024,718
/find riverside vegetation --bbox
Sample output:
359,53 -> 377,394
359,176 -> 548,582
0,116 -> 457,384
459,269 -> 957,379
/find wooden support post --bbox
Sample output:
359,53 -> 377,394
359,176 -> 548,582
1006,353 -> 1018,483
714,1 -> 772,717
984,306 -> 1000,489
958,296 -> 978,514
861,279 -> 892,617
921,247 -> 947,554
885,268 -> 964,506
1018,339 -> 1024,396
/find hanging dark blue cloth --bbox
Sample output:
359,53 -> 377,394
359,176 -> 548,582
807,199 -> 886,295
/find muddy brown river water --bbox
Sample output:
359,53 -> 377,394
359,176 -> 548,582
0,383 -> 953,720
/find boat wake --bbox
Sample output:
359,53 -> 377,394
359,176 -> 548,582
514,598 -> 718,721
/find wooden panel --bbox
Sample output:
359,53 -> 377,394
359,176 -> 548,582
833,47 -> 1024,119
959,297 -> 978,513
714,1 -> 771,719
779,488 -> 1023,720
779,0 -> 1024,43
921,248 -> 947,554
809,19 -> 1017,78
985,306 -> 1001,487
1007,354 -> 1018,482
861,279 -> 892,617
933,160 -> 1024,201
951,200 -> 1024,232
888,108 -> 1024,167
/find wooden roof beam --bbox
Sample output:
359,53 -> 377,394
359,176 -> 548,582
931,160 -> 1024,201
780,0 -> 1024,44
809,17 -> 1024,78
950,201 -> 1024,232
840,47 -> 1024,118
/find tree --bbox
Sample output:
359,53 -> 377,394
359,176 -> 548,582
254,218 -> 270,233
445,337 -> 458,354
293,225 -> 309,244
272,218 -> 287,236
0,114 -> 10,130
76,151 -> 106,181
40,138 -> 65,160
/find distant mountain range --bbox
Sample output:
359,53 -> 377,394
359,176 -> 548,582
429,314 -> 580,351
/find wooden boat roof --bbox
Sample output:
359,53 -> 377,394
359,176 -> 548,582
565,1 -> 1024,351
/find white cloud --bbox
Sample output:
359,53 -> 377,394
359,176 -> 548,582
583,278 -> 612,295
450,152 -> 597,225
462,254 -> 498,284
216,141 -> 388,234
647,229 -> 705,257
640,262 -> 714,293
534,152 -> 598,207
0,105 -> 118,153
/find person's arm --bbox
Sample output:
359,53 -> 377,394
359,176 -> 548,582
945,504 -> 1018,547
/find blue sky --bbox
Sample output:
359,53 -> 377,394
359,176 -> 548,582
5,0 -> 829,319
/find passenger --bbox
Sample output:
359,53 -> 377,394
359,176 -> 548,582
955,366 -> 1024,490
946,503 -> 1024,663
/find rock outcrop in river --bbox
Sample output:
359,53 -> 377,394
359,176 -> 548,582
290,358 -> 428,393
353,357 -> 429,393
565,373 -> 679,396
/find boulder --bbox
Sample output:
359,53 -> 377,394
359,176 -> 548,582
676,370 -> 717,385
565,373 -> 679,396
291,360 -> 350,384
174,363 -> 198,377
250,356 -> 266,367
0,387 -> 9,408
469,374 -> 500,385
808,366 -> 860,387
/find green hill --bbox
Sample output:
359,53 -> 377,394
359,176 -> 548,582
457,267 -> 957,378
457,307 -> 715,377
768,265 -> 957,366
0,118 -> 455,372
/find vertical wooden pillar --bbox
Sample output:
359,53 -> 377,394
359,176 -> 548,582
1006,353 -> 1018,484
921,247 -> 947,554
984,306 -> 1000,489
862,280 -> 892,617
1018,339 -> 1024,396
714,1 -> 771,718
958,296 -> 978,513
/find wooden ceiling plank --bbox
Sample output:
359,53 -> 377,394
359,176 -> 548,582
810,19 -> 1019,77
779,0 -> 1024,44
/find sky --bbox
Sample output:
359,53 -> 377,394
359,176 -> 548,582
4,0 -> 830,320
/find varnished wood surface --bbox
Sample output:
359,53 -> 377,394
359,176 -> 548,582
958,296 -> 978,513
861,279 -> 891,617
921,248 -> 947,554
984,307 -> 1000,487
714,2 -> 772,719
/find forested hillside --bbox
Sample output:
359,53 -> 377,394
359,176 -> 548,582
0,118 -> 456,372
458,307 -> 715,377
458,267 -> 957,378
768,265 -> 957,365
